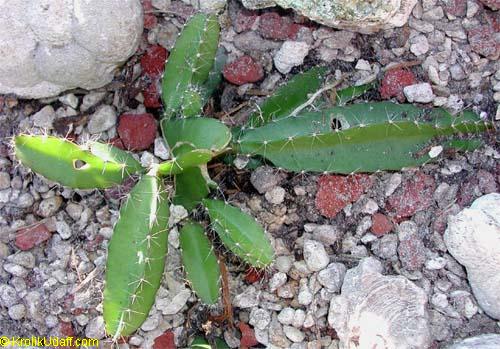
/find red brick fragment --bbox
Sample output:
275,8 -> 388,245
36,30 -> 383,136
244,268 -> 265,283
141,45 -> 169,78
258,12 -> 294,40
468,24 -> 500,60
153,331 -> 176,349
15,223 -> 52,251
315,174 -> 373,218
386,172 -> 436,220
117,113 -> 157,151
223,55 -> 264,85
371,213 -> 393,236
379,69 -> 417,102
239,322 -> 259,348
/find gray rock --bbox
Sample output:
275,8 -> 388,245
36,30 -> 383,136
241,0 -> 418,34
371,234 -> 398,260
59,93 -> 79,108
32,105 -> 56,129
275,255 -> 293,273
265,186 -> 286,205
277,307 -> 295,325
283,325 -> 305,343
3,263 -> 28,277
311,225 -> 342,245
0,285 -> 19,307
85,316 -> 106,339
234,285 -> 260,308
81,92 -> 107,112
251,166 -> 279,194
444,193 -> 500,320
181,0 -> 225,11
8,252 -> 35,269
0,172 -> 10,190
403,83 -> 435,103
0,0 -> 142,98
274,41 -> 310,74
317,263 -> 347,293
328,258 -> 431,349
447,334 -> 500,349
156,288 -> 191,315
250,308 -> 271,330
8,303 -> 26,320
56,220 -> 72,239
37,196 -> 63,217
269,272 -> 288,292
303,239 -> 329,272
410,34 -> 430,56
87,105 -> 117,134
154,138 -> 170,160
297,279 -> 313,305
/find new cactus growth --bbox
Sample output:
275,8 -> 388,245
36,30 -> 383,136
162,13 -> 220,119
12,10 -> 494,342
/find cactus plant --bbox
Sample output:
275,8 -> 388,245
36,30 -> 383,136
12,10 -> 494,342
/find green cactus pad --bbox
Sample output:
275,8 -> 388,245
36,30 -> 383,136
103,175 -> 169,337
179,222 -> 221,304
162,13 -> 220,119
158,149 -> 212,176
247,66 -> 327,128
162,117 -> 231,155
236,103 -> 492,173
203,199 -> 274,268
14,135 -> 141,189
174,167 -> 210,211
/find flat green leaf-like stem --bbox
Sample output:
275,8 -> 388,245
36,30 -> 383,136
203,199 -> 274,268
15,135 -> 141,189
162,117 -> 231,155
103,175 -> 169,337
180,221 -> 221,304
236,103 -> 492,173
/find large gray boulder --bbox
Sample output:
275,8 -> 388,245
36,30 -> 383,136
328,258 -> 431,349
241,0 -> 418,34
444,193 -> 500,320
0,0 -> 143,99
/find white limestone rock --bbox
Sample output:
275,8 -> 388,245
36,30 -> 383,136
444,193 -> 500,320
328,257 -> 431,349
0,0 -> 143,98
447,334 -> 500,349
241,0 -> 418,34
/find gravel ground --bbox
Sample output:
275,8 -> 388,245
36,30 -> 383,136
0,1 -> 499,348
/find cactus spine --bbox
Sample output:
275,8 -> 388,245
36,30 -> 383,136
103,173 -> 169,338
